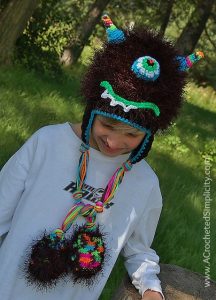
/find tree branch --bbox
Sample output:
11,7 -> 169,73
204,26 -> 216,50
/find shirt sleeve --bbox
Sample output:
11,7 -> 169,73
121,181 -> 165,299
0,131 -> 38,242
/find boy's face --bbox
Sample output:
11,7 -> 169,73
90,116 -> 145,157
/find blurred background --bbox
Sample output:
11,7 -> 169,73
0,1 -> 215,299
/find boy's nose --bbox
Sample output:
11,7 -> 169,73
106,135 -> 123,149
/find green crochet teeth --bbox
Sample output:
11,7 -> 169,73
100,81 -> 160,116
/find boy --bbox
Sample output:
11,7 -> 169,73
0,15 -> 203,300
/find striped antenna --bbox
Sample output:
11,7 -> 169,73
102,14 -> 126,44
176,51 -> 204,71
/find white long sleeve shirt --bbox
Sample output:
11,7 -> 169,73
0,122 -> 164,300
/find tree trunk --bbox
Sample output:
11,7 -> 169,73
60,0 -> 110,66
111,264 -> 216,300
175,0 -> 215,54
0,0 -> 9,18
159,0 -> 175,36
0,0 -> 40,65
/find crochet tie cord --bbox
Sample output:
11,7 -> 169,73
25,14 -> 204,289
26,143 -> 133,288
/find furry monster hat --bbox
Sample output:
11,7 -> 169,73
81,15 -> 204,163
25,15 -> 204,289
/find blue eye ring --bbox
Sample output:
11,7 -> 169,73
131,56 -> 160,81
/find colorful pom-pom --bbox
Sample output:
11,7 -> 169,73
69,225 -> 105,285
131,56 -> 160,81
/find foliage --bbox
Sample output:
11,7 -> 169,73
13,0 -> 216,86
165,0 -> 216,89
15,0 -> 92,78
15,0 -> 64,78
89,0 -> 216,89
192,12 -> 216,89
199,139 -> 216,162
162,134 -> 190,155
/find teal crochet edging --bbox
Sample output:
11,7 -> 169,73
84,109 -> 152,164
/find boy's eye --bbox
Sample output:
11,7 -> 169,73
127,133 -> 137,137
102,123 -> 113,129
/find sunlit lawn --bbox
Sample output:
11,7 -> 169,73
0,66 -> 215,299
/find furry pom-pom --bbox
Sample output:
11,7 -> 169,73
69,225 -> 106,286
25,232 -> 70,289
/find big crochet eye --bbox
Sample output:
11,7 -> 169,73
131,56 -> 160,81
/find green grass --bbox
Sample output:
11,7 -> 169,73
148,83 -> 216,277
0,66 -> 84,167
0,66 -> 215,299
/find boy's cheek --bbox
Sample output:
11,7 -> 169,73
128,138 -> 144,150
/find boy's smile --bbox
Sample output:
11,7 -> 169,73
89,116 -> 145,157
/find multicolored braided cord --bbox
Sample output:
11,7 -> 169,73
53,145 -> 133,234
